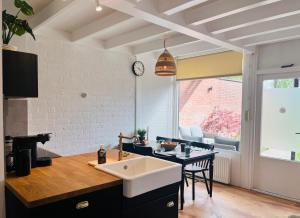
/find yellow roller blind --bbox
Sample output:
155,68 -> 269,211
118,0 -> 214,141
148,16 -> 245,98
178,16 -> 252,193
177,51 -> 243,80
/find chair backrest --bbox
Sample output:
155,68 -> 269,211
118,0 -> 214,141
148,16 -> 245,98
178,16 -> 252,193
172,138 -> 191,144
134,145 -> 154,156
190,141 -> 214,169
190,141 -> 214,151
122,143 -> 135,153
156,136 -> 172,142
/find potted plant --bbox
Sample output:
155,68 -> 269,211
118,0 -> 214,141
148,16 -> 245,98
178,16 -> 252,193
2,0 -> 35,51
137,128 -> 147,144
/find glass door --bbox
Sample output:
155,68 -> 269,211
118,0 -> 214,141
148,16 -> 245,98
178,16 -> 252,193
253,72 -> 300,201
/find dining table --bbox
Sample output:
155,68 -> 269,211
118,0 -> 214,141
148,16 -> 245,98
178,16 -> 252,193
147,142 -> 218,210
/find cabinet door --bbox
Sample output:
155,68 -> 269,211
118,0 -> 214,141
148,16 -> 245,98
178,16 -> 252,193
33,185 -> 122,218
6,185 -> 122,218
3,50 -> 38,97
123,194 -> 178,218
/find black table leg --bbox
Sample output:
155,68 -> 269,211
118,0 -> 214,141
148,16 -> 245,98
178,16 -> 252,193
180,164 -> 185,210
209,158 -> 214,197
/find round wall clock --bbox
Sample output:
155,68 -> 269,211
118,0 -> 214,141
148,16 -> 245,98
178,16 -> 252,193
132,61 -> 145,76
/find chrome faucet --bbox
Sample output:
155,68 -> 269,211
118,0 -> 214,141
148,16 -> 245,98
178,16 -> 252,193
118,132 -> 138,161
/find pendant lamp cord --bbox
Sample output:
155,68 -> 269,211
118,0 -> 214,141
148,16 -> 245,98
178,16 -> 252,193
164,40 -> 166,49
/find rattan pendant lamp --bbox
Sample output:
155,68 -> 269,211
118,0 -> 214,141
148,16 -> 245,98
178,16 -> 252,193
155,40 -> 177,76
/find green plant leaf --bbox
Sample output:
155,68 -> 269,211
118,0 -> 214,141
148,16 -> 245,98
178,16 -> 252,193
11,19 -> 26,36
21,20 -> 35,40
14,0 -> 34,16
3,10 -> 16,25
137,128 -> 147,137
2,1 -> 35,44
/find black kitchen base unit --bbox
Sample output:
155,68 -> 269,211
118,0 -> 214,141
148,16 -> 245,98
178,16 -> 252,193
122,182 -> 180,218
6,182 -> 180,218
5,185 -> 123,218
3,50 -> 38,98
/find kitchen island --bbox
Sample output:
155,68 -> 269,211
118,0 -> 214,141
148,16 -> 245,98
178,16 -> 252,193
5,149 -> 180,218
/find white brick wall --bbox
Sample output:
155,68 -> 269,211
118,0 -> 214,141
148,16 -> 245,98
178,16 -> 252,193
8,30 -> 135,156
5,30 -> 178,156
4,100 -> 28,137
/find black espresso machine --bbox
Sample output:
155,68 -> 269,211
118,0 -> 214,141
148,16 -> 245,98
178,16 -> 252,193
5,133 -> 52,176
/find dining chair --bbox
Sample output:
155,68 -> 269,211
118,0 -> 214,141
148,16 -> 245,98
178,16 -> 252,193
155,137 -> 191,187
172,138 -> 191,144
156,136 -> 172,142
134,145 -> 154,156
184,142 -> 214,200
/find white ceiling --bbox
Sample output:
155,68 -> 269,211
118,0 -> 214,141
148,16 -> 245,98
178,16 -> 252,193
48,1 -> 114,32
5,0 -> 300,57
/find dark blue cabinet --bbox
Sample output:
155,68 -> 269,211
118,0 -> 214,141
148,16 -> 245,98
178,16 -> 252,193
3,50 -> 38,98
6,185 -> 122,218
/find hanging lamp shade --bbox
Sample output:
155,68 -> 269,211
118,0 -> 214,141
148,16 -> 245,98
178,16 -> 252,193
155,41 -> 176,76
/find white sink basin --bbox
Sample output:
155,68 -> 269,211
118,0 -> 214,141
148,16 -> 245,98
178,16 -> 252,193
95,156 -> 182,198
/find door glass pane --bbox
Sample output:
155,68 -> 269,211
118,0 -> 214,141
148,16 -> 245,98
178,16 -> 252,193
261,78 -> 300,161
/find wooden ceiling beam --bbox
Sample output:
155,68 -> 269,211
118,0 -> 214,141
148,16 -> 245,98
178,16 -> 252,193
208,0 -> 300,34
30,0 -> 80,31
185,0 -> 281,25
71,12 -> 133,42
132,34 -> 198,54
104,24 -> 170,49
155,41 -> 221,57
100,0 -> 251,53
158,0 -> 209,15
225,14 -> 300,41
240,27 -> 300,46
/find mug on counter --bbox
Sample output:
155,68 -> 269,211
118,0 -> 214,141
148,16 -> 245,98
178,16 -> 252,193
180,143 -> 186,152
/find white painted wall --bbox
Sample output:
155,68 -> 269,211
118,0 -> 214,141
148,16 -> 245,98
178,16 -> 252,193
258,39 -> 300,69
7,29 -> 135,156
136,53 -> 176,140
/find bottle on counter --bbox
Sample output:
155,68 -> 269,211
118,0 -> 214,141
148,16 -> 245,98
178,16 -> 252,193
98,144 -> 106,164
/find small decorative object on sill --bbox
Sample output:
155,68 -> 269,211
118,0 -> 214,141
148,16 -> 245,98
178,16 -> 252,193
97,144 -> 106,164
2,0 -> 36,51
155,40 -> 176,76
137,128 -> 147,145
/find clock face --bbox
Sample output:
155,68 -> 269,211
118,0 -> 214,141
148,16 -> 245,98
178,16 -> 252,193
132,61 -> 145,76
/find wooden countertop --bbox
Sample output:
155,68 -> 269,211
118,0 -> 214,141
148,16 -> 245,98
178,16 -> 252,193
5,149 -> 139,208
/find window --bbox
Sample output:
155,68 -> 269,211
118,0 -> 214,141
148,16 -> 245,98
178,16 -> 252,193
179,76 -> 242,151
260,78 -> 300,161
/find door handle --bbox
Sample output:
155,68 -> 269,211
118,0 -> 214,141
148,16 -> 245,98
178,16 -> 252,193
76,201 -> 89,210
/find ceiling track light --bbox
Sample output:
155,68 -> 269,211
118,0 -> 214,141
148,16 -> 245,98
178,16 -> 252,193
95,0 -> 103,12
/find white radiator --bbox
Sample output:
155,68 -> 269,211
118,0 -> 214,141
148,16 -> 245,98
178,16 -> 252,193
211,155 -> 231,184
